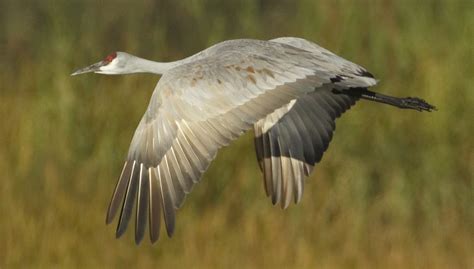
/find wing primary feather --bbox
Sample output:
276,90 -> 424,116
310,92 -> 337,119
276,129 -> 294,209
253,124 -> 264,171
307,104 -> 333,152
268,131 -> 282,204
167,146 -> 193,194
280,158 -> 293,209
135,163 -> 149,245
116,161 -> 140,238
261,131 -> 274,198
106,161 -> 132,224
277,113 -> 307,202
157,165 -> 176,237
177,125 -> 206,172
297,99 -> 327,162
162,155 -> 185,209
188,122 -> 219,155
254,123 -> 273,197
319,90 -> 347,117
149,168 -> 161,244
279,113 -> 304,163
290,157 -> 304,204
290,105 -> 316,165
180,121 -> 214,161
173,137 -> 200,181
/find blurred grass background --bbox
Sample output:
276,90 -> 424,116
0,0 -> 473,268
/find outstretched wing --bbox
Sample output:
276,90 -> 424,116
253,86 -> 359,208
105,39 -> 377,244
250,37 -> 374,209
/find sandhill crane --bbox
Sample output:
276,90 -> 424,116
72,37 -> 436,244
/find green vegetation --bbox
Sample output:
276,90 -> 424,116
0,0 -> 472,268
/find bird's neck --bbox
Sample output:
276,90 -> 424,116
130,56 -> 182,75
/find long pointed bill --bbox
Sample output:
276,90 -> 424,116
71,61 -> 106,76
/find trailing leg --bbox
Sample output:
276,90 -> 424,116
334,88 -> 436,112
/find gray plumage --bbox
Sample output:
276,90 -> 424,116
72,37 -> 435,244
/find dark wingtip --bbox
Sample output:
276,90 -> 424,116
358,69 -> 375,78
105,213 -> 114,225
271,194 -> 278,205
116,226 -> 127,238
135,234 -> 144,245
134,222 -> 146,245
166,225 -> 175,238
106,161 -> 133,226
150,234 -> 160,244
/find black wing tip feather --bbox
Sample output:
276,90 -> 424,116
106,161 -> 133,225
358,69 -> 375,78
166,225 -> 175,238
109,156 -> 184,244
162,200 -> 176,238
271,194 -> 278,205
105,210 -> 115,225
148,167 -> 162,244
115,221 -> 128,238
135,164 -> 150,245
105,200 -> 117,225
156,165 -> 177,238
114,161 -> 140,240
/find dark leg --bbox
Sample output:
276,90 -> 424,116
334,88 -> 437,112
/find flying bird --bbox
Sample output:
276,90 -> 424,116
72,37 -> 436,244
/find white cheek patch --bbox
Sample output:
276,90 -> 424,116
98,58 -> 119,74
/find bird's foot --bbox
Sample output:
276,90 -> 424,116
401,97 -> 437,112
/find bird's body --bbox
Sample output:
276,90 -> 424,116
72,37 -> 435,244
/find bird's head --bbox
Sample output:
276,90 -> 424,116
71,52 -> 131,76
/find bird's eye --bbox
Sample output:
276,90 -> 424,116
104,52 -> 117,63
